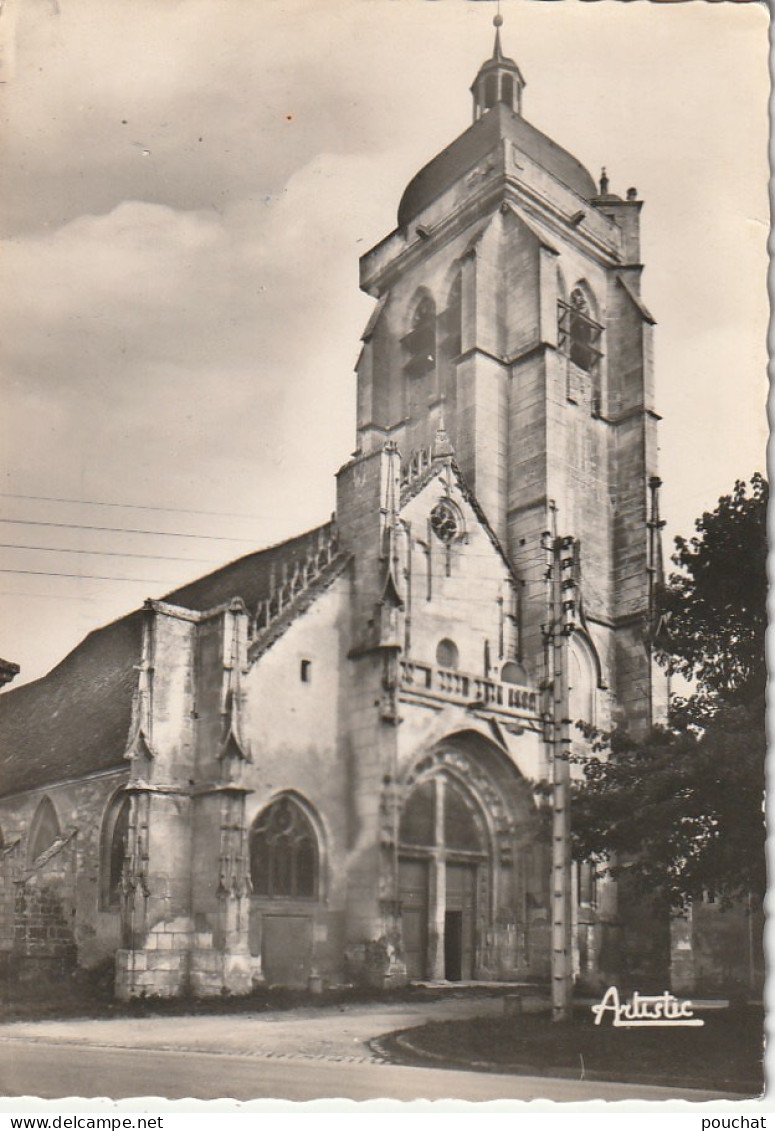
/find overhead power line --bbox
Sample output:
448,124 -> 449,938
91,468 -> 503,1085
0,590 -> 128,603
0,568 -> 166,583
0,542 -> 221,564
0,518 -> 258,544
0,492 -> 268,521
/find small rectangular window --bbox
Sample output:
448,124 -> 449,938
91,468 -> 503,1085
300,659 -> 311,683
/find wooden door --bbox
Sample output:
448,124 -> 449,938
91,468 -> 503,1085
399,857 -> 429,979
260,914 -> 313,987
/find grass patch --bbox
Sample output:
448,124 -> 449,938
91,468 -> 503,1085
385,1005 -> 764,1095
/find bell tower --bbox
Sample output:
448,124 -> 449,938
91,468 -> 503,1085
354,17 -> 666,736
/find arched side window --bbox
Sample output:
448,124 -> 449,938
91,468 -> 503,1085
101,792 -> 130,910
250,795 -> 319,900
28,796 -> 60,863
436,638 -> 459,670
569,634 -> 597,727
501,660 -> 528,686
403,294 -> 437,379
558,287 -> 603,376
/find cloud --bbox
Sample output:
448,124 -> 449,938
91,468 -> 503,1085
0,146 -> 390,521
0,0 -> 435,236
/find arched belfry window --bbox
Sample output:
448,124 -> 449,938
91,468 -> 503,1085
250,795 -> 319,900
440,274 -> 462,358
501,74 -> 514,108
437,273 -> 462,413
403,294 -> 437,379
558,287 -> 603,375
101,792 -> 130,910
28,796 -> 60,862
484,73 -> 497,110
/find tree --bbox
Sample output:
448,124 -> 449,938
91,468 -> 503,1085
571,475 -> 767,908
659,472 -> 767,713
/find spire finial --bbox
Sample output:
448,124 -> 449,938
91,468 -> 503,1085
493,8 -> 504,61
471,4 -> 525,123
432,404 -> 455,461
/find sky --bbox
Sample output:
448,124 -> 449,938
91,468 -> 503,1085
0,0 -> 769,687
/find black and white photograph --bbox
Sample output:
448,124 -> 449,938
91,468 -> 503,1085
0,0 -> 768,1110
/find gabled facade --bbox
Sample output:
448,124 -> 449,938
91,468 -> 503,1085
2,23 -> 754,999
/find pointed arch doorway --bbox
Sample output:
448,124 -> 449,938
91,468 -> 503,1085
398,772 -> 488,981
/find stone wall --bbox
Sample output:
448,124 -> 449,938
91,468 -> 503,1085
0,771 -> 127,978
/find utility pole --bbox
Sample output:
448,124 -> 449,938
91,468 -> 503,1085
543,529 -> 577,1022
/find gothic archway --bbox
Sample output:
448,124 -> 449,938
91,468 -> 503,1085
397,735 -> 546,982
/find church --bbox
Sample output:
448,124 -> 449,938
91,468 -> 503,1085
0,22 -> 740,1000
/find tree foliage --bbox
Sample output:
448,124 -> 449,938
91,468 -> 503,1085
572,475 -> 767,907
659,473 -> 767,712
572,707 -> 765,907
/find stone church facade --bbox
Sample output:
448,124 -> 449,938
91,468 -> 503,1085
0,28 -> 754,998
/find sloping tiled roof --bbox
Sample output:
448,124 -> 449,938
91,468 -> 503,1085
0,522 -> 331,799
0,611 -> 143,800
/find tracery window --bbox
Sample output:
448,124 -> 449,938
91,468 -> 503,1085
403,294 -> 437,379
558,288 -> 603,375
399,774 -> 485,856
28,796 -> 60,862
249,796 -> 319,899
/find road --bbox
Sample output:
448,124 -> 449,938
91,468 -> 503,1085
0,995 -> 742,1103
0,1040 -> 737,1102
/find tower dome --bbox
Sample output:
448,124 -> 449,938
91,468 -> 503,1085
396,18 -> 597,227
